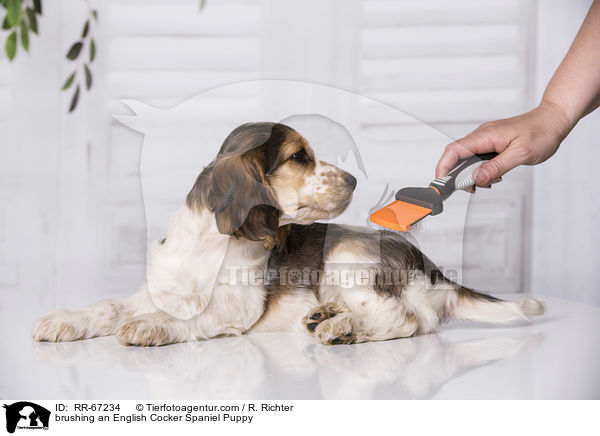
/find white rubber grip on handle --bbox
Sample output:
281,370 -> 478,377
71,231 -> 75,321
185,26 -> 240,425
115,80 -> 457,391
453,162 -> 481,191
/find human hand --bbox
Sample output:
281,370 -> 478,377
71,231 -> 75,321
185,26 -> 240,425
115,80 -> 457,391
435,100 -> 575,187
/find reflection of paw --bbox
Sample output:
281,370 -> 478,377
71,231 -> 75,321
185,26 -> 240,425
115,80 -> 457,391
151,292 -> 208,320
116,315 -> 176,347
314,313 -> 363,346
302,302 -> 347,333
32,311 -> 87,342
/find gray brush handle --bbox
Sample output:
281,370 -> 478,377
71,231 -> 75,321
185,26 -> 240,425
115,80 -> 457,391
428,152 -> 498,200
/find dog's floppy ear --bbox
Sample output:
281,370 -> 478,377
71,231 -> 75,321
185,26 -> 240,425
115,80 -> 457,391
208,149 -> 284,249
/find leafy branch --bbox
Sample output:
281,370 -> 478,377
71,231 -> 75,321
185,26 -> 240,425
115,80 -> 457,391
1,0 -> 97,113
2,0 -> 41,60
2,0 -> 209,113
62,5 -> 98,112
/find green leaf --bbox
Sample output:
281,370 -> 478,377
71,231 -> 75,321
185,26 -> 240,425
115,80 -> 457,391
62,71 -> 76,90
33,0 -> 41,15
66,41 -> 82,60
26,8 -> 37,34
89,38 -> 96,62
5,30 -> 17,60
84,64 -> 92,90
2,14 -> 11,30
20,20 -> 28,51
199,0 -> 206,10
81,20 -> 89,38
7,0 -> 23,26
92,9 -> 98,21
69,85 -> 80,113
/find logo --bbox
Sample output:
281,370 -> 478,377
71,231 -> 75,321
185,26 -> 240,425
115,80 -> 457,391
2,402 -> 50,434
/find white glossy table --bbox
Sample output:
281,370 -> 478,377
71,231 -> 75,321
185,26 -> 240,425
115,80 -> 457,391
1,294 -> 598,399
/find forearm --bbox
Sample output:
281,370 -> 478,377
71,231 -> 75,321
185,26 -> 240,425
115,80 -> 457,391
542,0 -> 600,128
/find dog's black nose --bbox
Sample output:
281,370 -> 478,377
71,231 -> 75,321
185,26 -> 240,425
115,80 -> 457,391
344,174 -> 357,190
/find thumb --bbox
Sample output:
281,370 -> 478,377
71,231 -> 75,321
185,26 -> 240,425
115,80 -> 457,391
472,148 -> 524,186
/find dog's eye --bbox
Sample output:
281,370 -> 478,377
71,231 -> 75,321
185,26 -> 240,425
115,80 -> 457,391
290,149 -> 309,163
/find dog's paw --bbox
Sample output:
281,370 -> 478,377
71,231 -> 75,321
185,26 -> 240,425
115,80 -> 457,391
302,302 -> 348,333
314,313 -> 363,346
116,316 -> 176,347
32,311 -> 87,342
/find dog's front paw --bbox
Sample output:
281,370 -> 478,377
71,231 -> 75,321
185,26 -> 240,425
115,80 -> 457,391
116,315 -> 177,347
314,313 -> 364,346
32,311 -> 87,342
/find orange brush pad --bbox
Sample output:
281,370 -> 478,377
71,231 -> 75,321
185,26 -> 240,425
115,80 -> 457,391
369,200 -> 432,231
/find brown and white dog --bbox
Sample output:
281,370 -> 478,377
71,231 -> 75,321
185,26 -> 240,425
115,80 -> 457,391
32,122 -> 545,346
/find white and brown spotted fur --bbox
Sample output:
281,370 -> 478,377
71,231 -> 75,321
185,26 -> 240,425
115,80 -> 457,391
32,122 -> 545,346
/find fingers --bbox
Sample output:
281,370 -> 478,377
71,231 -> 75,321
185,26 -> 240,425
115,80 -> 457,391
435,129 -> 497,178
472,148 -> 523,185
436,140 -> 475,178
436,120 -> 526,185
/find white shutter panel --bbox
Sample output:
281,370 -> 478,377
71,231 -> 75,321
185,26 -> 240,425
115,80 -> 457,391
357,0 -> 536,292
360,0 -> 532,128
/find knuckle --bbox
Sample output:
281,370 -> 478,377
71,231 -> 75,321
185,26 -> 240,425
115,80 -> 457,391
486,160 -> 504,178
476,121 -> 495,134
481,124 -> 498,139
444,142 -> 457,153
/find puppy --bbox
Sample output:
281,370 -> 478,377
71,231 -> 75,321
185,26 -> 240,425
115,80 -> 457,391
32,122 -> 545,346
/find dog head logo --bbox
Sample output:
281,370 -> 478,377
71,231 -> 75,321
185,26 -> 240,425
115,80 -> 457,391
2,402 -> 50,433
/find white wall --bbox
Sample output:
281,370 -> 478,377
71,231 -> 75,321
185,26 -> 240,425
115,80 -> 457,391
4,0 -> 595,308
531,0 -> 600,306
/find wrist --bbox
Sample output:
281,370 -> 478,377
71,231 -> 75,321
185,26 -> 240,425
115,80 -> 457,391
538,98 -> 578,139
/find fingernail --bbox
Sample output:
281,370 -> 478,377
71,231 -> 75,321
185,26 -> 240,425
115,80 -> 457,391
473,167 -> 488,185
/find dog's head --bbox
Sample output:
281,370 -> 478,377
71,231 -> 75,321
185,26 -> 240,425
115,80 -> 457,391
187,122 -> 356,249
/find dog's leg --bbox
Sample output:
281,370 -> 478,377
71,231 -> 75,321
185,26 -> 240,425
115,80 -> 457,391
31,285 -> 157,342
115,305 -> 255,347
303,301 -> 419,345
32,294 -> 194,346
32,299 -> 132,342
116,285 -> 266,346
312,312 -> 420,345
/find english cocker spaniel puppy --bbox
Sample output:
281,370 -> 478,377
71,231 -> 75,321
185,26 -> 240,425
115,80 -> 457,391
32,122 -> 545,346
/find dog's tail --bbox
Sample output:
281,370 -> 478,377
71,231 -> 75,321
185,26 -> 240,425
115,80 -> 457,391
449,285 -> 545,324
